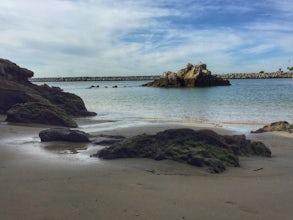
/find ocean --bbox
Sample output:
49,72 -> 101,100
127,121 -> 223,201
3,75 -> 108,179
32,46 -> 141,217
36,78 -> 293,133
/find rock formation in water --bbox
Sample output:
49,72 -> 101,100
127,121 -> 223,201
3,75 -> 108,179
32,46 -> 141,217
251,121 -> 293,133
94,128 -> 271,173
0,58 -> 96,127
143,63 -> 230,87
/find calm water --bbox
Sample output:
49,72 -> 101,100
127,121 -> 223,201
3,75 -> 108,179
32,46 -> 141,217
38,78 -> 293,132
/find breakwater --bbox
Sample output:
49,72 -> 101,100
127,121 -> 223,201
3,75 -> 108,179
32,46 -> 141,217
219,71 -> 293,79
31,75 -> 159,82
31,72 -> 293,82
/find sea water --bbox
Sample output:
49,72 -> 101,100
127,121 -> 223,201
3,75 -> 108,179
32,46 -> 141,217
37,78 -> 293,133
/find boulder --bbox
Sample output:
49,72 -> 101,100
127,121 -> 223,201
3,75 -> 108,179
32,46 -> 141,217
94,128 -> 271,173
6,102 -> 78,128
143,63 -> 230,87
251,121 -> 293,133
0,58 -> 33,82
0,58 -> 96,126
33,84 -> 96,117
39,128 -> 90,142
0,89 -> 35,114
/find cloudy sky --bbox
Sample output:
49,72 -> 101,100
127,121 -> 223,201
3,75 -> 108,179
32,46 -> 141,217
1,0 -> 292,77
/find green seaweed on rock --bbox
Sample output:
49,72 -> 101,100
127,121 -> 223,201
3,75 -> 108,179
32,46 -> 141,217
95,128 -> 271,173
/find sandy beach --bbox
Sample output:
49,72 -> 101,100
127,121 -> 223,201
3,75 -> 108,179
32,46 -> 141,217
1,116 -> 293,220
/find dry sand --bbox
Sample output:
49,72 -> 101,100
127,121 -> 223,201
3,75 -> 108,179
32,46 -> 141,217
0,117 -> 293,220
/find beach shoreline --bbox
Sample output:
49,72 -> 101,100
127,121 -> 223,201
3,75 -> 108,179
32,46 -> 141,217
1,117 -> 293,220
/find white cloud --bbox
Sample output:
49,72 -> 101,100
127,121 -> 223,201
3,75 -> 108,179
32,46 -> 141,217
0,0 -> 292,76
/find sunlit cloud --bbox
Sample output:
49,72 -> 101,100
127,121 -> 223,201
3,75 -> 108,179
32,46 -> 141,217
0,0 -> 292,76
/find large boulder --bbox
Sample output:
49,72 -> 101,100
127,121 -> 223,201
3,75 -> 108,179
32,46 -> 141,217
0,89 -> 35,114
251,121 -> 293,133
143,63 -> 230,87
94,128 -> 271,173
0,58 -> 96,126
6,102 -> 78,128
33,84 -> 96,117
0,58 -> 33,82
39,128 -> 90,142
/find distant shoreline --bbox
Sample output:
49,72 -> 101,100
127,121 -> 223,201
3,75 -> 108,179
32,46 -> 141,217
31,72 -> 293,82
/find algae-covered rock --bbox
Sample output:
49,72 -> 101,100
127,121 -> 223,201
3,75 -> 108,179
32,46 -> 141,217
94,128 -> 271,173
6,102 -> 77,128
39,128 -> 90,142
34,84 -> 96,117
251,121 -> 293,133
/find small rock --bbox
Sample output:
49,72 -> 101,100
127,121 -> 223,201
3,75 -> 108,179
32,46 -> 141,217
39,128 -> 90,142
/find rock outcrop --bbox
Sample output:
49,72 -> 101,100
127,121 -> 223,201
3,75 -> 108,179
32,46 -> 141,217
0,58 -> 96,126
251,121 -> 293,133
94,128 -> 271,173
0,58 -> 33,82
39,128 -> 90,142
143,63 -> 230,87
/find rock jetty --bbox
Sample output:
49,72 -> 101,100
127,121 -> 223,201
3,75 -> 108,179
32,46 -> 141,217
0,58 -> 96,127
94,128 -> 271,173
31,75 -> 159,82
143,63 -> 230,87
219,71 -> 293,79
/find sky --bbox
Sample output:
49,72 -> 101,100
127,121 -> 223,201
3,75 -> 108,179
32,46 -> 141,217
0,0 -> 292,77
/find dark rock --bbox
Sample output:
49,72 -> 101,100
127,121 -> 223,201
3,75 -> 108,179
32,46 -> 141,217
33,84 -> 96,117
94,128 -> 271,173
39,128 -> 90,142
251,121 -> 293,133
0,58 -> 33,82
143,63 -> 230,87
0,58 -> 96,126
0,89 -> 35,114
6,102 -> 77,128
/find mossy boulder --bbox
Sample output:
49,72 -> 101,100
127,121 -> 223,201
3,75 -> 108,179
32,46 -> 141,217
0,89 -> 36,114
33,84 -> 96,117
6,102 -> 77,128
251,121 -> 293,133
95,128 -> 271,173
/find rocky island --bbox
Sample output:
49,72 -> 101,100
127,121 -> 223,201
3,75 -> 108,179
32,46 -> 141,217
143,63 -> 230,87
0,58 -> 96,127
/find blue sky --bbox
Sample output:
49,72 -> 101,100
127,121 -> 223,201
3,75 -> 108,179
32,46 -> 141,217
0,0 -> 292,77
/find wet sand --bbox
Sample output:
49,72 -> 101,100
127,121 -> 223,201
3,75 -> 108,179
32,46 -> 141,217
0,117 -> 293,220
